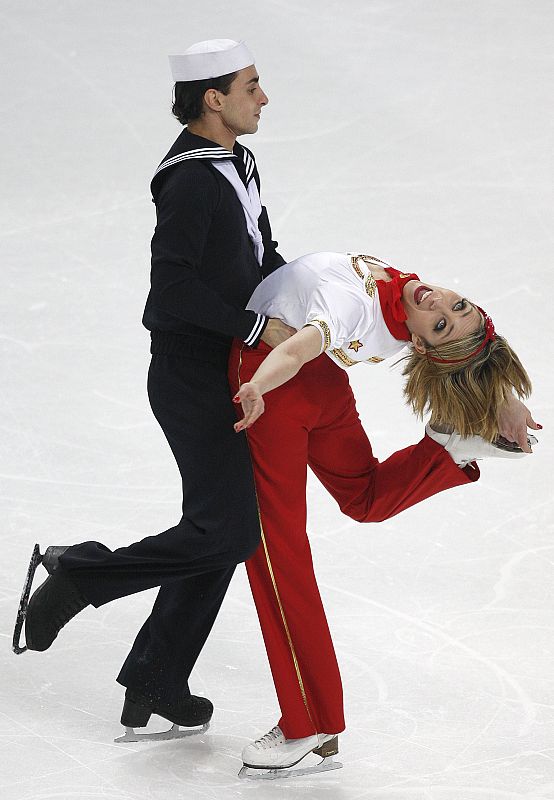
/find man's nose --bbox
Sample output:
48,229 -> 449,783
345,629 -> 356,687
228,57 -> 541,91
260,89 -> 269,106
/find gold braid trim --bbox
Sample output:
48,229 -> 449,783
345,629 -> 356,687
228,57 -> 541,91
332,348 -> 384,367
364,274 -> 377,298
354,253 -> 389,267
350,255 -> 379,298
258,518 -> 316,729
305,319 -> 331,351
236,344 -> 316,730
350,255 -> 365,280
331,347 -> 357,367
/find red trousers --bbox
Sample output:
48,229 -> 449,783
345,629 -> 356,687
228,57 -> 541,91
228,341 -> 478,739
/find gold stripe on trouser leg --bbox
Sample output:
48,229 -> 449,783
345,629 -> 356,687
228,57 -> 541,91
237,344 -> 316,731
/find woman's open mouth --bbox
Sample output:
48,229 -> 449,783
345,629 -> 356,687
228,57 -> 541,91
414,285 -> 432,305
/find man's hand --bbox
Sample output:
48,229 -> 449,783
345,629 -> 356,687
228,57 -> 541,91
260,318 -> 296,348
497,395 -> 542,453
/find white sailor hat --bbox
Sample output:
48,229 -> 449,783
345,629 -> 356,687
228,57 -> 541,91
169,39 -> 255,83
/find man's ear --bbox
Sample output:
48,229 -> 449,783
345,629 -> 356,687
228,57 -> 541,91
203,88 -> 223,112
411,333 -> 427,355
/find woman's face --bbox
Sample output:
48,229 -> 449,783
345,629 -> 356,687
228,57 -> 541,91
402,280 -> 482,353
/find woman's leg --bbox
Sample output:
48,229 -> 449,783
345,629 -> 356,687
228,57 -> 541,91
229,342 -> 345,740
306,358 -> 479,523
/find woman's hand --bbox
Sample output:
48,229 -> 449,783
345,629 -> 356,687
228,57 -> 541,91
232,327 -> 323,433
497,395 -> 542,453
233,382 -> 265,432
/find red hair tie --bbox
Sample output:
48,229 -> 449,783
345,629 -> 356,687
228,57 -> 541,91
428,305 -> 496,365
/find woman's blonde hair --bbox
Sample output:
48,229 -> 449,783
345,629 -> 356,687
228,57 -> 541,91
402,308 -> 532,441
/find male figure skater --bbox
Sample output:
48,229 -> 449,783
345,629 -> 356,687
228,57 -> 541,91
15,39 -> 292,739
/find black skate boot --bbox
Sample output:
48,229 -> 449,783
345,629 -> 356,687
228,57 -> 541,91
13,544 -> 88,654
24,549 -> 89,652
115,689 -> 213,743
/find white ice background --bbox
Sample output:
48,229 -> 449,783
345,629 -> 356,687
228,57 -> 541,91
1,1 -> 553,798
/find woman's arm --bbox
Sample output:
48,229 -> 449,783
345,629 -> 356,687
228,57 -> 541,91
233,325 -> 323,431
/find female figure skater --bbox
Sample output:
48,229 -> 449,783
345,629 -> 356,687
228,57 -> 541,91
230,252 -> 539,776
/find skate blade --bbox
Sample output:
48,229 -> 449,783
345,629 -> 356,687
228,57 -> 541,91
12,544 -> 43,655
238,756 -> 343,780
495,434 -> 538,453
114,721 -> 209,743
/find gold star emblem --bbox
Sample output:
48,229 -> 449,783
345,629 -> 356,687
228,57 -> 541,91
399,273 -> 411,278
348,340 -> 363,352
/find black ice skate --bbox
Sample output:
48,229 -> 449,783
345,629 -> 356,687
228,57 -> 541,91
114,689 -> 213,743
12,544 -> 88,654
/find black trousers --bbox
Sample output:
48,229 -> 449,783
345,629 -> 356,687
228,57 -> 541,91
59,346 -> 260,705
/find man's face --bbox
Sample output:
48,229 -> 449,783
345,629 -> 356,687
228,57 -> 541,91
218,65 -> 268,137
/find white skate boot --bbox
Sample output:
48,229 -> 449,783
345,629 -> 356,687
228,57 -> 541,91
238,725 -> 342,780
425,423 -> 538,466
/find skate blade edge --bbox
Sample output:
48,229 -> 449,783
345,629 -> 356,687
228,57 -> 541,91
12,544 -> 43,655
114,722 -> 209,743
238,757 -> 343,780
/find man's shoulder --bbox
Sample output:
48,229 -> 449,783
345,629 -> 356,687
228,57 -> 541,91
151,128 -> 236,196
157,129 -> 234,172
152,158 -> 220,205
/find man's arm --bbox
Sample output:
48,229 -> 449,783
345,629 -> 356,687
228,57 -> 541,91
149,164 -> 266,345
258,204 -> 286,277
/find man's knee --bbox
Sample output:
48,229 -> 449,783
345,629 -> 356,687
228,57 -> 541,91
199,504 -> 260,564
229,514 -> 261,562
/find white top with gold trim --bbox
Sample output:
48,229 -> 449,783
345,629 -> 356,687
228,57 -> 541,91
247,252 -> 409,369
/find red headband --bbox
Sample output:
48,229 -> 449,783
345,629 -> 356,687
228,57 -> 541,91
427,305 -> 496,365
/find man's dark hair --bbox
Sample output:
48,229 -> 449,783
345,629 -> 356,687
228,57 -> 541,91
172,72 -> 238,125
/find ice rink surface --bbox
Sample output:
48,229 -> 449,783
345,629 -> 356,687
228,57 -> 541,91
1,1 -> 553,797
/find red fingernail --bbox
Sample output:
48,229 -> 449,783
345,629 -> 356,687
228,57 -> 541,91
537,424 -> 543,429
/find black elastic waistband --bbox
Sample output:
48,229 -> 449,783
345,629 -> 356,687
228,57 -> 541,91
150,330 -> 230,366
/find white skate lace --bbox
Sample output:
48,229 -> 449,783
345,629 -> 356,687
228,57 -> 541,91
253,726 -> 285,750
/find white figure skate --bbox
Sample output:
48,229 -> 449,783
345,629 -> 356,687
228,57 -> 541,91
238,726 -> 343,780
425,423 -> 538,466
